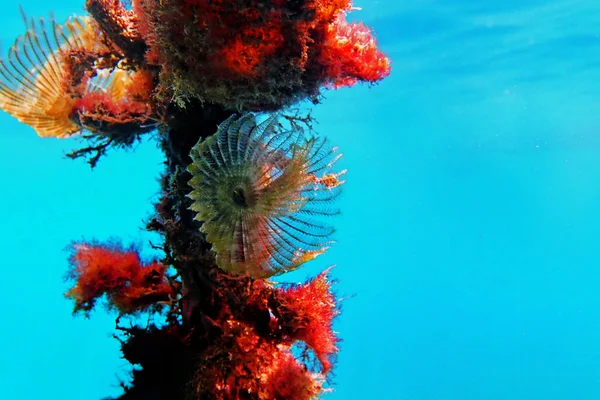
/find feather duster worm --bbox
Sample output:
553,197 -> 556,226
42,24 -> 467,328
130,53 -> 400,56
187,114 -> 346,278
0,13 -> 158,139
0,15 -> 101,137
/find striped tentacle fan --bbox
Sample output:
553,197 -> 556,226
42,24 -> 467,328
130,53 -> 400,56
187,113 -> 346,278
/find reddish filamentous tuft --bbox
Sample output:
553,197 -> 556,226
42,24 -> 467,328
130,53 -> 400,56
132,0 -> 390,110
65,242 -> 175,314
281,270 -> 340,373
321,15 -> 392,88
194,318 -> 324,399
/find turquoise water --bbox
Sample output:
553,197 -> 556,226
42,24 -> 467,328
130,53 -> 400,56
2,0 -> 600,399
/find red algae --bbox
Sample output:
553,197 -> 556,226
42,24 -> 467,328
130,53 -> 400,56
281,271 -> 340,373
321,15 -> 392,88
133,0 -> 390,110
65,243 -> 175,315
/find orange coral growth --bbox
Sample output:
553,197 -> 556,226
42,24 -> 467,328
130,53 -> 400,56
65,242 -> 175,314
281,270 -> 339,373
132,0 -> 389,110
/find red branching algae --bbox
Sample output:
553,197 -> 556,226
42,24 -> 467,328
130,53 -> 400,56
132,0 -> 390,110
192,317 -> 324,399
170,269 -> 337,399
65,242 -> 175,315
321,15 -> 393,88
281,270 -> 340,373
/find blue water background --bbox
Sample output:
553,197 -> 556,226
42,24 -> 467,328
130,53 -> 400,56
2,0 -> 600,398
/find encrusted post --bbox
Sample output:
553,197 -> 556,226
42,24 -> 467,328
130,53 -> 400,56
0,0 -> 390,398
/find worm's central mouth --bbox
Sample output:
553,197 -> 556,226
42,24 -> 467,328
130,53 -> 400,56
232,187 -> 249,208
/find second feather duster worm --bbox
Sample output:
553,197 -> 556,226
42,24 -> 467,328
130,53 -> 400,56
187,113 -> 346,278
